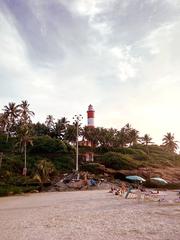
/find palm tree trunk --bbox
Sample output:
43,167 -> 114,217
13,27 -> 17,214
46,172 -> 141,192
25,141 -> 27,169
146,144 -> 149,155
6,128 -> 9,143
23,141 -> 27,176
0,152 -> 3,169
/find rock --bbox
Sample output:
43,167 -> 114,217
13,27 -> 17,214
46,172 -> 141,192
30,190 -> 39,193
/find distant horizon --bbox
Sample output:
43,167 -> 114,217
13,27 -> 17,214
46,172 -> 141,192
0,0 -> 180,147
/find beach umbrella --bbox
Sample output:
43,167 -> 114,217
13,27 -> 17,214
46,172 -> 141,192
126,175 -> 146,182
150,177 -> 168,185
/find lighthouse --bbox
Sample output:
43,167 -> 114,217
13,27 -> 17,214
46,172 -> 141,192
86,104 -> 95,161
79,105 -> 95,162
87,104 -> 95,127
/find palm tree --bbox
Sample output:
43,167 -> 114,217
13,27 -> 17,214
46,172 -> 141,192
64,124 -> 77,144
34,160 -> 55,189
45,114 -> 55,126
0,113 -> 8,133
3,102 -> 20,141
55,117 -> 69,139
162,132 -> 178,154
19,100 -> 34,124
116,127 -> 128,148
82,126 -> 100,147
45,115 -> 55,135
16,101 -> 34,175
96,127 -> 113,147
128,129 -> 139,146
141,134 -> 153,155
16,125 -> 33,176
3,102 -> 20,122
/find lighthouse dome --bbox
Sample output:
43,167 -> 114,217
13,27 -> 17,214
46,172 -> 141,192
88,104 -> 94,111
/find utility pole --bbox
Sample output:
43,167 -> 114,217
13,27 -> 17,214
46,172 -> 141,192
73,114 -> 83,179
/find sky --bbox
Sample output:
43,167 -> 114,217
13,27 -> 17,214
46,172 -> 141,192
0,0 -> 180,145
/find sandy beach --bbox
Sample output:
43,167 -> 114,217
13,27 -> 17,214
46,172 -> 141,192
0,190 -> 179,240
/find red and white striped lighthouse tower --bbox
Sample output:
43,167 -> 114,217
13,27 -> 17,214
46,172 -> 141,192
87,104 -> 95,127
79,105 -> 95,162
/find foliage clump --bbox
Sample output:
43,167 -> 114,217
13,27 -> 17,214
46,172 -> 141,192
100,152 -> 138,170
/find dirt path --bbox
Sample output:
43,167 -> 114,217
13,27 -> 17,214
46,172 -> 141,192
0,190 -> 179,240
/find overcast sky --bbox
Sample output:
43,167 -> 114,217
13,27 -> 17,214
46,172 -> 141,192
0,0 -> 180,145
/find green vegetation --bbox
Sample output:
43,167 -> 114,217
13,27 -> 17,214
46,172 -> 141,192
80,163 -> 104,174
100,152 -> 138,170
0,100 -> 180,196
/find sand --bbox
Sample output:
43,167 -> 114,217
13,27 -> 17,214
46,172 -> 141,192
0,190 -> 179,240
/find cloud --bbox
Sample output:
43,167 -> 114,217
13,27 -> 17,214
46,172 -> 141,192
0,0 -> 180,145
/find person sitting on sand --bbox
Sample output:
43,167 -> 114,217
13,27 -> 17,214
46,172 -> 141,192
115,189 -> 120,195
109,186 -> 117,194
119,182 -> 126,196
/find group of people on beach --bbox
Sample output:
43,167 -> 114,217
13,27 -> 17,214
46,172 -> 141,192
108,181 -> 163,200
108,181 -> 180,203
109,182 -> 128,196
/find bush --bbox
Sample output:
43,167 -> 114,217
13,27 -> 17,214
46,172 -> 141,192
0,135 -> 15,152
5,175 -> 34,185
51,155 -> 75,172
132,149 -> 149,161
0,185 -> 22,196
0,184 -> 40,197
100,152 -> 138,170
0,154 -> 24,176
112,148 -> 138,155
80,163 -> 104,174
30,136 -> 68,154
95,147 -> 137,154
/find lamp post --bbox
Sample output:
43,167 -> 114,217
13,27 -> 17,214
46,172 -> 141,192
73,114 -> 83,178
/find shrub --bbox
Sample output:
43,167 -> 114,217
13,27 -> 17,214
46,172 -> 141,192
95,147 -> 137,154
132,149 -> 149,161
30,136 -> 68,154
51,155 -> 75,172
0,185 -> 22,196
80,163 -> 104,174
100,152 -> 138,170
0,135 -> 15,152
0,154 -> 24,176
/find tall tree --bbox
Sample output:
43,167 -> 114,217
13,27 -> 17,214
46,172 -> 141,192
55,117 -> 69,139
3,102 -> 20,141
128,129 -> 139,146
97,127 -> 115,147
82,126 -> 100,147
162,132 -> 178,154
0,113 -> 8,133
116,127 -> 128,148
16,125 -> 33,176
141,134 -> 153,155
19,100 -> 34,124
45,115 -> 55,136
17,101 -> 34,176
64,124 -> 77,144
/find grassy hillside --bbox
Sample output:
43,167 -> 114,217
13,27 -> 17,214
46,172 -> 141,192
0,135 -> 180,196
